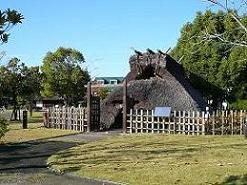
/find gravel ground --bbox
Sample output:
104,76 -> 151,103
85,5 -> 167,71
0,130 -> 121,185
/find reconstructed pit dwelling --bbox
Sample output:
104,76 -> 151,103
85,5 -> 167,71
100,49 -> 207,129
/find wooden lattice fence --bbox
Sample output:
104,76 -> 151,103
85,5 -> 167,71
127,109 -> 247,135
44,107 -> 88,132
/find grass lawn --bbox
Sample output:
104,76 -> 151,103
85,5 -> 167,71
48,134 -> 247,185
1,111 -> 78,144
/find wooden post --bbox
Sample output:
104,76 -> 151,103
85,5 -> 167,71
146,110 -> 149,133
231,110 -> 234,135
87,82 -> 92,132
123,80 -> 127,133
43,110 -> 48,127
240,110 -> 243,135
212,111 -> 215,135
183,111 -> 186,134
22,110 -> 28,129
151,110 -> 154,133
192,111 -> 195,135
140,109 -> 143,133
129,109 -> 133,133
221,110 -> 224,135
202,111 -> 205,135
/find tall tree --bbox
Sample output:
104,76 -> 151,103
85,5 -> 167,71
41,47 -> 90,105
204,0 -> 247,48
0,58 -> 41,120
171,10 -> 247,107
0,9 -> 23,136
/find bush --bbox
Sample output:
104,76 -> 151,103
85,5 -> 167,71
98,87 -> 110,100
0,116 -> 8,139
230,99 -> 247,110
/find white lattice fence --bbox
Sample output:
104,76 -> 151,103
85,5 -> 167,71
127,109 -> 247,135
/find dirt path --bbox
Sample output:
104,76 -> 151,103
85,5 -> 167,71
0,130 -> 121,185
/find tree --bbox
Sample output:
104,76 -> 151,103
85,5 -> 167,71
203,0 -> 247,48
41,47 -> 90,105
0,58 -> 41,120
21,66 -> 42,116
0,9 -> 23,44
0,9 -> 23,135
98,87 -> 110,100
171,10 -> 247,108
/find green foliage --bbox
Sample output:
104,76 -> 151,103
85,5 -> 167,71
98,87 -> 110,100
171,10 -> 247,104
41,47 -> 90,105
0,58 -> 41,119
230,99 -> 247,110
0,9 -> 23,44
0,115 -> 8,139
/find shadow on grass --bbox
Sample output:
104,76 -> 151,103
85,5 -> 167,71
0,133 -> 84,173
47,135 -> 247,175
220,174 -> 247,185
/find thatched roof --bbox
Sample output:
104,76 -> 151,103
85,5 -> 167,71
100,50 -> 207,129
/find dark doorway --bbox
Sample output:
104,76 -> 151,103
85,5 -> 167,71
136,65 -> 155,80
110,108 -> 123,129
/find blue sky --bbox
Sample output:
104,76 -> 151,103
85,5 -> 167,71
1,0 -> 210,77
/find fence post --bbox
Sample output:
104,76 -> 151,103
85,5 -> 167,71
43,110 -> 48,128
221,110 -> 224,135
202,111 -> 205,135
212,111 -> 215,135
122,80 -> 127,133
22,110 -> 28,129
87,82 -> 92,132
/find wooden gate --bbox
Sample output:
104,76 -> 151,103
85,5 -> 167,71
90,96 -> 100,131
87,82 -> 101,131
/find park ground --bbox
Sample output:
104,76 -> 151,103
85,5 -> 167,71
0,112 -> 118,185
48,134 -> 247,185
1,111 -> 247,185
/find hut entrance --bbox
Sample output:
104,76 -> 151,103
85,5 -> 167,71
109,100 -> 124,129
110,107 -> 123,129
136,65 -> 155,80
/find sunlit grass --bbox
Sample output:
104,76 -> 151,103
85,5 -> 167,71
48,134 -> 247,185
1,111 -> 78,144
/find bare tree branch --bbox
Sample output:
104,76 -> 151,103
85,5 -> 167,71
201,0 -> 247,48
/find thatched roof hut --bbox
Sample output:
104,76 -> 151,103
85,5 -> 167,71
100,49 -> 207,129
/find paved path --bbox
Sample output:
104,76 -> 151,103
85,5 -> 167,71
0,131 -> 121,185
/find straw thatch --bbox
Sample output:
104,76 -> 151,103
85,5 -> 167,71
100,50 -> 207,129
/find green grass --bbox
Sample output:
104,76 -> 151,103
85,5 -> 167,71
48,134 -> 247,185
1,111 -> 78,144
28,111 -> 44,123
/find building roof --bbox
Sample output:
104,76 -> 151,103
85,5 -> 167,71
94,77 -> 124,83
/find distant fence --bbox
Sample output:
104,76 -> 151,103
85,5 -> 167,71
44,82 -> 101,132
44,107 -> 88,132
127,109 -> 247,135
0,106 -> 6,114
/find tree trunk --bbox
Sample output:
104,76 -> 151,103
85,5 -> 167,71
11,106 -> 18,121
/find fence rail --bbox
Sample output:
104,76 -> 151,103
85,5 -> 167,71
44,107 -> 88,132
127,109 -> 247,135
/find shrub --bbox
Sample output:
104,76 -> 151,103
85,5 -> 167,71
0,116 -> 8,139
230,99 -> 247,110
98,87 -> 110,100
